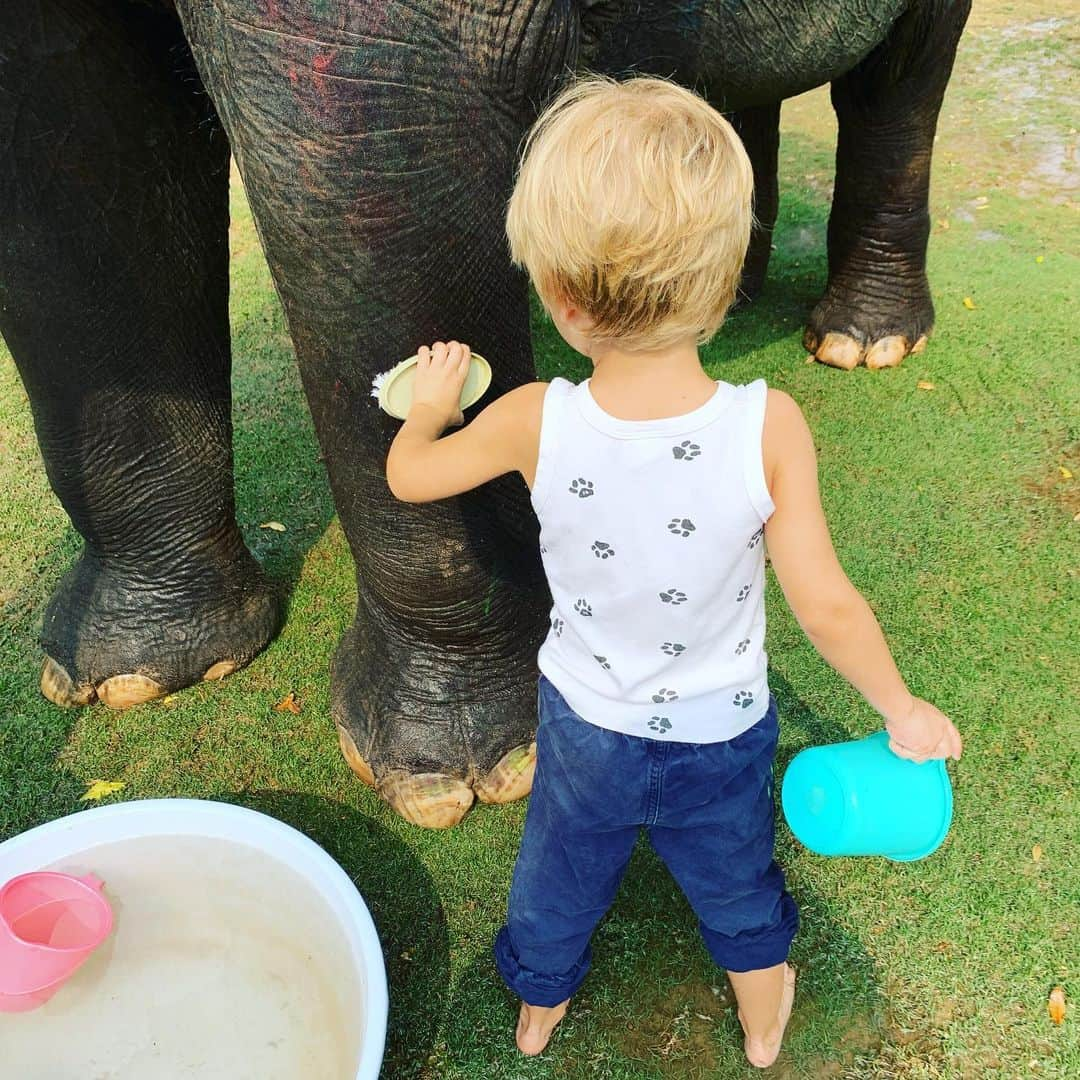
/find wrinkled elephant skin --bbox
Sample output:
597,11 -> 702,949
0,1 -> 969,826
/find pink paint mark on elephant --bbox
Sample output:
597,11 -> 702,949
308,50 -> 340,119
287,65 -> 300,87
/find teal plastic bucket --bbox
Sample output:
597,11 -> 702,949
780,731 -> 953,862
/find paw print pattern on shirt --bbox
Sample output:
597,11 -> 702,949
569,478 -> 594,498
733,690 -> 754,709
672,441 -> 701,461
661,642 -> 686,656
659,588 -> 688,605
648,716 -> 672,733
574,598 -> 593,617
551,616 -> 564,637
734,638 -> 750,655
736,584 -> 751,602
652,688 -> 679,703
747,527 -> 764,549
591,541 -> 615,559
668,517 -> 696,537
593,655 -> 611,670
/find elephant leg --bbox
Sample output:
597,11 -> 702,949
728,102 -> 781,303
0,2 -> 281,708
807,0 -> 971,370
176,2 -> 577,826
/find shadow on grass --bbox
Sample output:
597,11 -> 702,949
1,521 -> 88,840
769,668 -> 856,766
219,791 -> 450,1079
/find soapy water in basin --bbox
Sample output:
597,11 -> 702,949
0,835 -> 364,1078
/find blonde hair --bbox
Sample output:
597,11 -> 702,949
506,75 -> 754,353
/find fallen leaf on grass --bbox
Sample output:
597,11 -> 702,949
260,521 -> 286,532
275,692 -> 302,714
1032,844 -> 1043,862
81,780 -> 125,802
1048,987 -> 1066,1025
1060,467 -> 1074,480
917,380 -> 936,391
962,297 -> 976,310
937,218 -> 950,230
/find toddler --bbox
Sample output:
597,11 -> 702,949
385,76 -> 962,1068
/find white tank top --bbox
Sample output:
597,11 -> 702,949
532,376 -> 774,743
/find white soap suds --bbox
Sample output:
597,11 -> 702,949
370,368 -> 391,400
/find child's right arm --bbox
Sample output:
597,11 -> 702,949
762,390 -> 962,763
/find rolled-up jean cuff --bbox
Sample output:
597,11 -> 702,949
493,926 -> 591,1006
701,892 -> 799,973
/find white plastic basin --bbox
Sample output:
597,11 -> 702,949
0,799 -> 388,1079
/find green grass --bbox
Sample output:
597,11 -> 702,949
2,8 -> 1078,1077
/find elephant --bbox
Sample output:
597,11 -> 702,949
0,1 -> 970,827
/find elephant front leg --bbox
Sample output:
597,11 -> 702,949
0,3 -> 281,708
807,1 -> 971,370
332,486 -> 549,828
178,0 -> 575,826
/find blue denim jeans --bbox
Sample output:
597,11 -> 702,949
494,675 -> 799,1006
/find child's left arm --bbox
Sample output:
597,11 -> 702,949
386,341 -> 546,502
762,388 -> 962,763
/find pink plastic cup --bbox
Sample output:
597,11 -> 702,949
0,872 -> 113,1012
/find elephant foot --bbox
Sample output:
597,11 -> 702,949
804,276 -> 933,370
332,618 -> 539,828
38,550 -> 282,710
473,740 -> 537,804
338,723 -> 535,827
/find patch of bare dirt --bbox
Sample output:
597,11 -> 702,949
767,1008 -> 884,1079
781,8 -> 1079,212
943,9 -> 1079,205
1022,440 -> 1080,517
614,978 -> 731,1070
968,2 -> 1073,33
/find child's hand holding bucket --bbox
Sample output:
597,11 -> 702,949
883,696 -> 962,764
781,728 -> 957,863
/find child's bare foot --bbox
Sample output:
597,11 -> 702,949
739,964 -> 796,1068
515,999 -> 569,1056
